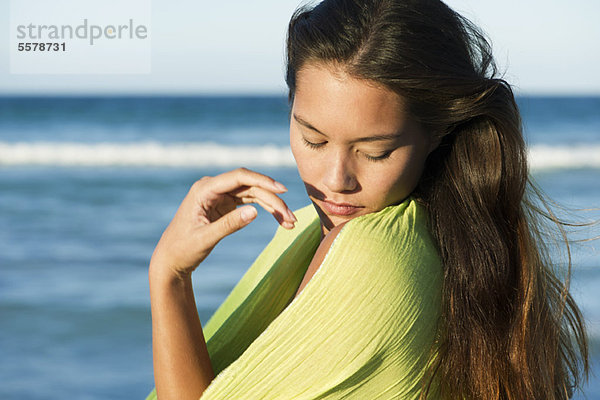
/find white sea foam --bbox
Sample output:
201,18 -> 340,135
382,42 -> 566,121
0,141 -> 599,170
528,144 -> 600,170
0,141 -> 295,167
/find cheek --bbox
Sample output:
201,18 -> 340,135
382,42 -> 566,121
367,150 -> 427,204
371,170 -> 408,199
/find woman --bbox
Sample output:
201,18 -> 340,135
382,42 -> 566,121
147,0 -> 589,399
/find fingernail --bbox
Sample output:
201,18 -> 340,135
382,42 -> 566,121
282,221 -> 295,229
287,209 -> 297,222
274,181 -> 287,191
241,206 -> 257,222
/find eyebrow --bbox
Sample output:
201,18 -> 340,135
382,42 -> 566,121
293,113 -> 403,143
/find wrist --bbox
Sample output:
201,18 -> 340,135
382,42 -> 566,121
149,257 -> 193,287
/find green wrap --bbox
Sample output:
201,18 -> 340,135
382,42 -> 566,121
147,196 -> 442,399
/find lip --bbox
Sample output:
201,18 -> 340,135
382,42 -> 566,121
319,199 -> 363,216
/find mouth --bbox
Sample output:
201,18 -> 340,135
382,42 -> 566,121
317,198 -> 364,216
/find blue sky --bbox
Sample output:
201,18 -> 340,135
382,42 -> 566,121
1,0 -> 599,95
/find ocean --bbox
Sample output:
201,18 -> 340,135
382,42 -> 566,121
0,96 -> 598,399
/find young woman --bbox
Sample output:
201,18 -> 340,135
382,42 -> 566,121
147,0 -> 589,399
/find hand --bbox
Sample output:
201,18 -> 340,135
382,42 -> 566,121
150,167 -> 297,278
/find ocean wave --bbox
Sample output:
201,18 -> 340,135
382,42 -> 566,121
0,141 -> 295,167
528,144 -> 600,170
0,141 -> 599,170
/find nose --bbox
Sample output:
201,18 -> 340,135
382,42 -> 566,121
322,149 -> 358,193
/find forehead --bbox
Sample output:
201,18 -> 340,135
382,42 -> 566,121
293,63 -> 409,135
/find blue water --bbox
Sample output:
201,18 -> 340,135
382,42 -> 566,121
0,96 -> 598,399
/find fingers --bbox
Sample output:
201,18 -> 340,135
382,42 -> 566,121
232,185 -> 297,228
204,168 -> 288,197
197,168 -> 297,229
200,206 -> 258,250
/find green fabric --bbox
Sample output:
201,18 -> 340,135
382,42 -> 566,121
146,196 -> 443,399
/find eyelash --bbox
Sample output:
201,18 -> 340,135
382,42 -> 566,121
301,138 -> 392,162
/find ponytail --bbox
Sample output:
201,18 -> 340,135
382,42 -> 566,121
414,79 -> 588,399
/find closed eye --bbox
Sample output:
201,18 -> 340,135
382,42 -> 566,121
302,137 -> 326,149
364,152 -> 392,162
302,137 -> 393,162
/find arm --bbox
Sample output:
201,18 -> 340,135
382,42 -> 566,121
149,168 -> 297,400
150,267 -> 214,400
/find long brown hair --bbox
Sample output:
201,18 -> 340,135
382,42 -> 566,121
284,0 -> 589,398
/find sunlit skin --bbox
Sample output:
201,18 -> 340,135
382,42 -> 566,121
290,62 -> 439,238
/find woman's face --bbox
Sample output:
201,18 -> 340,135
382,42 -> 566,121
290,62 -> 435,236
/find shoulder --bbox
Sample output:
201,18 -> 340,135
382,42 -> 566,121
311,197 -> 443,357
328,197 -> 443,297
341,197 -> 439,263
